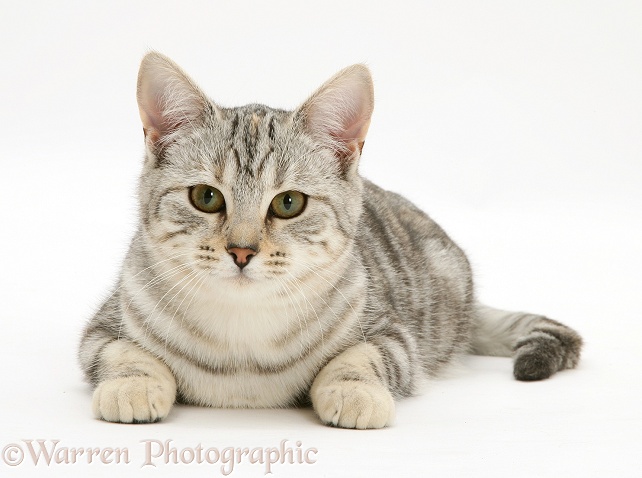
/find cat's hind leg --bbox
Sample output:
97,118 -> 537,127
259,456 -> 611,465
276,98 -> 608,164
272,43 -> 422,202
471,304 -> 583,381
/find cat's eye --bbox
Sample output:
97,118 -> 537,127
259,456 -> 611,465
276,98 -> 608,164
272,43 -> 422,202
270,191 -> 307,219
189,184 -> 225,213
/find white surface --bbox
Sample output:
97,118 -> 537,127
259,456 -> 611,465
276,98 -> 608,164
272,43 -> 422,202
1,1 -> 641,476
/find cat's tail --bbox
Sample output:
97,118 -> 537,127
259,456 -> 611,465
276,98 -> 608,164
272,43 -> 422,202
471,304 -> 582,380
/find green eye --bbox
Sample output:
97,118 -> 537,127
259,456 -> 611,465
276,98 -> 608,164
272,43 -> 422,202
189,185 -> 225,213
270,191 -> 307,219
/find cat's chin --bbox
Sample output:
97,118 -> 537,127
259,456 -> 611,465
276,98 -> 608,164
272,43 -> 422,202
222,271 -> 258,286
204,268 -> 269,289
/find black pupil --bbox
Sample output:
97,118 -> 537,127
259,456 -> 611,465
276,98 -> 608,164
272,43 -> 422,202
283,194 -> 292,210
203,189 -> 214,204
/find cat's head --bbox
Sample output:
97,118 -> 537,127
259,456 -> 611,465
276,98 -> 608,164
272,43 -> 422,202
135,52 -> 373,293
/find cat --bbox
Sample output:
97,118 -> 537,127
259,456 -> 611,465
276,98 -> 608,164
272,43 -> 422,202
78,52 -> 582,429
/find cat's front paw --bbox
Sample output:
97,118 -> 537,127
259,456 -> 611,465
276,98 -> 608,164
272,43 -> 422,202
311,381 -> 395,429
92,376 -> 176,423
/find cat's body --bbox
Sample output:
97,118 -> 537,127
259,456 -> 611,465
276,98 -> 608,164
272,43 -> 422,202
79,53 -> 582,428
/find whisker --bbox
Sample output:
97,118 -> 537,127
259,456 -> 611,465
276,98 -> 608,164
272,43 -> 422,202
104,249 -> 193,309
120,258 -> 205,340
128,256 -> 202,295
163,268 -> 209,353
141,263 -> 205,340
179,268 -> 210,333
288,255 -> 360,285
118,257 -> 198,341
273,275 -> 307,356
283,257 -> 367,345
283,269 -> 325,355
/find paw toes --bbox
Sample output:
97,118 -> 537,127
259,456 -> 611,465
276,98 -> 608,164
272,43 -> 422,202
342,388 -> 374,429
92,376 -> 174,424
313,382 -> 394,429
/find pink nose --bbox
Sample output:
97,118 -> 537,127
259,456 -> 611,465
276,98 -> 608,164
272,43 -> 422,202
227,247 -> 257,269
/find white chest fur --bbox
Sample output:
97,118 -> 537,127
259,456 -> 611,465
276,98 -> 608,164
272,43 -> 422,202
125,275 -> 337,407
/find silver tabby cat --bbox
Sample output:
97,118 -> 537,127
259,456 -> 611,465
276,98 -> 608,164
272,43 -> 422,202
79,52 -> 582,429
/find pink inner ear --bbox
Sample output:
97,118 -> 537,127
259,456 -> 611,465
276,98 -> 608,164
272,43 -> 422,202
338,116 -> 371,144
327,116 -> 371,158
139,101 -> 163,140
137,52 -> 208,148
139,80 -> 184,143
302,65 -> 374,162
141,100 -> 188,141
138,85 -> 169,146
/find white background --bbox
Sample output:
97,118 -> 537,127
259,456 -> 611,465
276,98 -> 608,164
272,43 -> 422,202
1,1 -> 641,476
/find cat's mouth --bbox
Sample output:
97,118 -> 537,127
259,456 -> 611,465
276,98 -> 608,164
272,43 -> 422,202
225,269 -> 256,285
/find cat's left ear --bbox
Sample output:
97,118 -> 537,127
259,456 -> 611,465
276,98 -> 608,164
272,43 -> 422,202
137,51 -> 210,154
296,64 -> 374,167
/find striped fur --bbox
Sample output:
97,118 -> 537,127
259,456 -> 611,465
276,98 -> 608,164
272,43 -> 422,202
79,52 -> 582,428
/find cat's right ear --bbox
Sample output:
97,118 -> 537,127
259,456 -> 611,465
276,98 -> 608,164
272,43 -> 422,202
137,52 -> 209,155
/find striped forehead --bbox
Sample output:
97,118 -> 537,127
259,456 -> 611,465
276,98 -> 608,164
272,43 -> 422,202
221,105 -> 285,178
205,105 -> 305,190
